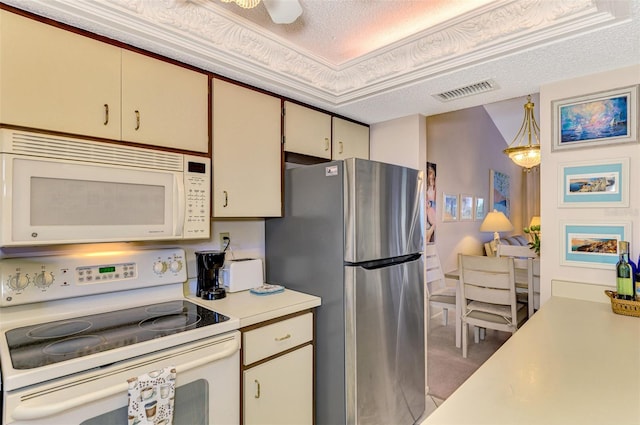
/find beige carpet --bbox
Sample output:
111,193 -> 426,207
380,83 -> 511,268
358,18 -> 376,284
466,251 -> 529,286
427,310 -> 510,400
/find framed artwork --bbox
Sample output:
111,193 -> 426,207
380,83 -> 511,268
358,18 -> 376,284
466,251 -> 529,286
558,158 -> 629,207
426,162 -> 437,243
560,222 -> 630,270
474,197 -> 486,221
489,170 -> 510,218
460,194 -> 474,221
552,85 -> 638,151
443,193 -> 458,222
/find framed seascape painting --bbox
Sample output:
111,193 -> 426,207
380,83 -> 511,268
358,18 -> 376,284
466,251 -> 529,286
460,194 -> 474,221
558,158 -> 629,207
474,197 -> 485,221
443,193 -> 458,222
552,85 -> 638,151
489,170 -> 510,218
560,222 -> 631,270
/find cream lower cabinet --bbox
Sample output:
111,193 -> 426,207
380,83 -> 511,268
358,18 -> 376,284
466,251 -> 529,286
332,117 -> 370,160
212,78 -> 282,217
283,101 -> 332,159
0,10 -> 121,140
242,313 -> 314,424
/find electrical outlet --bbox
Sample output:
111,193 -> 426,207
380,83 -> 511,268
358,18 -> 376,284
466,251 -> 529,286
219,232 -> 230,247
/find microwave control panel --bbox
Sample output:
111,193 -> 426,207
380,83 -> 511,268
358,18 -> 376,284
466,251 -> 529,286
183,155 -> 211,239
0,248 -> 186,307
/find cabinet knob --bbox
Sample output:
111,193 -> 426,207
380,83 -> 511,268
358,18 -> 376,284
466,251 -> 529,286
254,379 -> 261,399
223,190 -> 229,208
134,110 -> 140,131
103,104 -> 109,125
324,137 -> 329,151
339,141 -> 344,154
275,333 -> 291,342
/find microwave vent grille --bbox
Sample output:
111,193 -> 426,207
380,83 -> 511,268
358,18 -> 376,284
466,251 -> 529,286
7,131 -> 184,171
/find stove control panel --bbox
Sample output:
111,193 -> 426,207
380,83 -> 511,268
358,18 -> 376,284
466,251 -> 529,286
0,248 -> 187,307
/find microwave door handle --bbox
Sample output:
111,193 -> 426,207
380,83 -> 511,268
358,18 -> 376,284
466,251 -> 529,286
174,173 -> 185,237
11,338 -> 239,421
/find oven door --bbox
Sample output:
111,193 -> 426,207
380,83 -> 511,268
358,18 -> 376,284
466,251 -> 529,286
2,331 -> 240,425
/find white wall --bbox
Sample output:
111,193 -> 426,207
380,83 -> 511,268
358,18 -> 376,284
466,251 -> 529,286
370,114 -> 426,171
539,64 -> 640,305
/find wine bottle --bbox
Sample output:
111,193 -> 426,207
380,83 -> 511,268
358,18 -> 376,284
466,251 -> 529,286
616,241 -> 634,300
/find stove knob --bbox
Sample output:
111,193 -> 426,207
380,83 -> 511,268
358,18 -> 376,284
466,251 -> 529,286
153,261 -> 167,274
169,260 -> 183,273
34,271 -> 54,288
8,273 -> 30,291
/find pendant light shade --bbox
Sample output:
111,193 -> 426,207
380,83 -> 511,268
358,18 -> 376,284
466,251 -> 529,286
221,0 -> 261,9
503,95 -> 541,169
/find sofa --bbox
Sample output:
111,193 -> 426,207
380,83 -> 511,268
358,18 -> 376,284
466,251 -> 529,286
485,234 -> 530,256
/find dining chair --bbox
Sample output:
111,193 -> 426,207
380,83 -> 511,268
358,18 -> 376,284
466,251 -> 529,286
496,244 -> 538,317
425,244 -> 456,330
458,254 -> 527,358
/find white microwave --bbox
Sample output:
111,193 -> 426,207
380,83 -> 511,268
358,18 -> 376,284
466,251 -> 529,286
0,130 -> 211,246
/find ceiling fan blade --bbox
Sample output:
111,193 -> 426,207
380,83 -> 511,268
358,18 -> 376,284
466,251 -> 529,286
262,0 -> 302,24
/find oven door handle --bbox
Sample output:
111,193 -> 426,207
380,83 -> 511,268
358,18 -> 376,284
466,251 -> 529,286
11,338 -> 239,421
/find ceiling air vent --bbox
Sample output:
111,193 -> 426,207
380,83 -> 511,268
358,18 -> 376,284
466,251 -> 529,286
433,79 -> 499,102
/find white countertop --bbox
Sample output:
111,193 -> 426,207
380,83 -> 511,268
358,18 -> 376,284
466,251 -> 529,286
186,281 -> 321,328
423,296 -> 640,425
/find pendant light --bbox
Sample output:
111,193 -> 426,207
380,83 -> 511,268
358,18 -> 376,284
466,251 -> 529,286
503,95 -> 541,170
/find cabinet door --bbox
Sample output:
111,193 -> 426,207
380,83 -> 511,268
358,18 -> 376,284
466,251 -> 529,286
243,345 -> 313,425
284,101 -> 331,159
212,79 -> 282,217
121,49 -> 208,152
332,117 -> 370,160
0,10 -> 121,139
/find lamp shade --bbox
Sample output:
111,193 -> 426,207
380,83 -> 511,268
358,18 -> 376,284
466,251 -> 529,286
529,216 -> 541,228
480,210 -> 514,233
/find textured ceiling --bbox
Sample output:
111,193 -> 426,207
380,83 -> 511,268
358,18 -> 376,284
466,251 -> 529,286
3,0 -> 639,125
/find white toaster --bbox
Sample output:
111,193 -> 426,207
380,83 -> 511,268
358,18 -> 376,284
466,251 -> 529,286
221,258 -> 264,292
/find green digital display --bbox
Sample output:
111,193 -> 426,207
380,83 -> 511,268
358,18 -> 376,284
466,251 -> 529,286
99,266 -> 116,274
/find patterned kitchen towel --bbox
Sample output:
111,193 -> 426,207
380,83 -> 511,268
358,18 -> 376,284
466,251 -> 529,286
127,365 -> 176,425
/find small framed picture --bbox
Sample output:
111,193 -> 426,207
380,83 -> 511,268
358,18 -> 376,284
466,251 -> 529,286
474,197 -> 485,221
443,193 -> 458,222
460,194 -> 474,221
558,158 -> 629,207
552,85 -> 638,151
560,222 -> 630,270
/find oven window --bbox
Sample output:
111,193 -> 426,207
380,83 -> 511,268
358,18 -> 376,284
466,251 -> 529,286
80,379 -> 208,425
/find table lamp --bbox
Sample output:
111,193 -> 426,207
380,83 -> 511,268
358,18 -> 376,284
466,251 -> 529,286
480,209 -> 514,253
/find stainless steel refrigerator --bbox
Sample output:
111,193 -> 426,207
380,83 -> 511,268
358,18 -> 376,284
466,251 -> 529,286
265,158 -> 425,425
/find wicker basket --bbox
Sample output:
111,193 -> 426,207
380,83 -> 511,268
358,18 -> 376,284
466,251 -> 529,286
605,290 -> 640,318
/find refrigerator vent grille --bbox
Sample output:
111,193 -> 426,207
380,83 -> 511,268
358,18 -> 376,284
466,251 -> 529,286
433,79 -> 499,102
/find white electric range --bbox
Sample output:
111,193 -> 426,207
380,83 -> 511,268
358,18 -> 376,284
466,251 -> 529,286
0,248 -> 240,425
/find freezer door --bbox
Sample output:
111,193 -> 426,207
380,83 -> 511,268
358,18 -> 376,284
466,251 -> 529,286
344,158 -> 424,263
345,257 -> 425,425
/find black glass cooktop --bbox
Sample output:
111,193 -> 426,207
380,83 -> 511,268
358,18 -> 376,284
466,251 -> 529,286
5,300 -> 229,370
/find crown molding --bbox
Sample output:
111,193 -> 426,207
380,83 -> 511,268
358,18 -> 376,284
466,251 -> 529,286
2,0 -> 628,107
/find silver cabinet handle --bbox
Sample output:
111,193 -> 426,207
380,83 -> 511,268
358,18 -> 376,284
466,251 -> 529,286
134,110 -> 140,130
103,104 -> 109,125
223,191 -> 228,208
274,333 -> 291,342
324,137 -> 329,151
254,379 -> 261,399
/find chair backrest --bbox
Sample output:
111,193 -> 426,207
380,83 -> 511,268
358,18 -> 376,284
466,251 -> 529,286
458,254 -> 517,316
497,244 -> 537,285
528,257 -> 540,292
425,244 -> 445,297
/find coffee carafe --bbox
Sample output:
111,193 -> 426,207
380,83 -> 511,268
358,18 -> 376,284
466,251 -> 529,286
196,250 -> 226,300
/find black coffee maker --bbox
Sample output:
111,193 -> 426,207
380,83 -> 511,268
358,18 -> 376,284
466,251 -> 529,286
196,250 -> 226,300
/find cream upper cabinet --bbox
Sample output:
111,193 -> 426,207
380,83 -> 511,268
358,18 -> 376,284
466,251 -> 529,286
0,10 -> 121,139
283,101 -> 331,159
332,117 -> 370,160
212,78 -> 282,217
121,50 -> 208,152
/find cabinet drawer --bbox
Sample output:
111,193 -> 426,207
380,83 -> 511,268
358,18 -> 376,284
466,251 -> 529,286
243,313 -> 312,365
